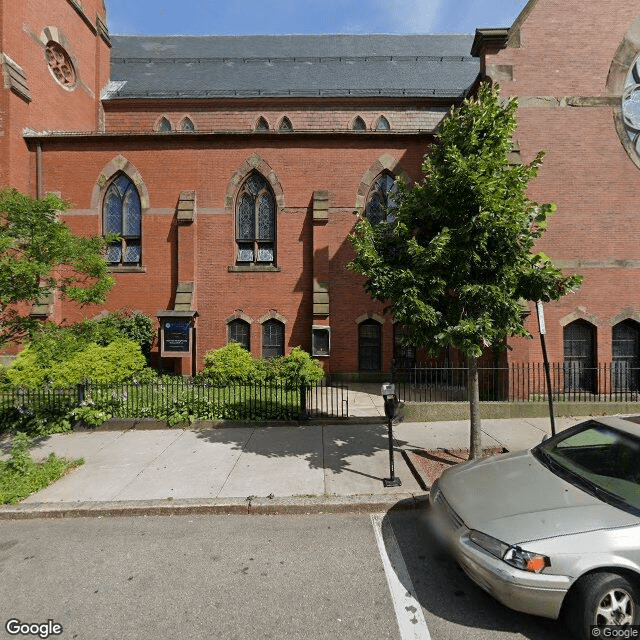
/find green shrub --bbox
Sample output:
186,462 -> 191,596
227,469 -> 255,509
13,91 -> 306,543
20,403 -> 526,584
275,347 -> 325,387
201,342 -> 257,385
0,432 -> 83,504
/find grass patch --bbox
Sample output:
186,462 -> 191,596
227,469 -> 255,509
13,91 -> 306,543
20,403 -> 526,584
0,432 -> 83,504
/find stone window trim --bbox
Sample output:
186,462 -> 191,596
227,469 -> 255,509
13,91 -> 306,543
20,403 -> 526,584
255,116 -> 270,131
225,311 -> 253,325
559,307 -> 600,328
180,116 -> 195,132
355,156 -> 410,213
610,308 -> 640,327
155,116 -> 172,132
258,310 -> 287,326
0,53 -> 31,102
38,27 -> 79,92
225,155 -> 285,214
351,115 -> 367,131
92,156 -> 150,271
355,312 -> 385,325
608,16 -> 640,171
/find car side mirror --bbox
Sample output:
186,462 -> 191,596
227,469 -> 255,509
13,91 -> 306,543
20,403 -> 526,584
541,433 -> 550,443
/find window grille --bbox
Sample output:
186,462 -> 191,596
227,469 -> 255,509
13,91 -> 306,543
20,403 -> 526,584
228,319 -> 250,350
256,117 -> 269,131
263,319 -> 284,358
278,117 -> 293,132
359,320 -> 381,371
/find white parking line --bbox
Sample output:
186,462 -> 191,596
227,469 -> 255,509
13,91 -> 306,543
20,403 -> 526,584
371,514 -> 432,640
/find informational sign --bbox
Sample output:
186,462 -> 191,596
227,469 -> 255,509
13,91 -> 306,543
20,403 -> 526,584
162,320 -> 191,353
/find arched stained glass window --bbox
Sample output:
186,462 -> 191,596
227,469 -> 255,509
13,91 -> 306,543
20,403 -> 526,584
103,174 -> 142,265
278,116 -> 293,132
228,319 -> 250,350
262,319 -> 284,358
157,117 -> 171,132
256,116 -> 269,131
181,117 -> 195,132
352,116 -> 366,131
365,171 -> 397,225
375,115 -> 390,131
236,172 -> 276,264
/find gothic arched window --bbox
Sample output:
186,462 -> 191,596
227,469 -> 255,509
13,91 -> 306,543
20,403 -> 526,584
236,172 -> 276,264
365,171 -> 397,225
256,117 -> 269,131
228,319 -> 251,351
352,116 -> 366,131
375,115 -> 390,131
103,173 -> 142,265
278,116 -> 293,132
157,117 -> 172,132
262,319 -> 284,358
180,117 -> 195,132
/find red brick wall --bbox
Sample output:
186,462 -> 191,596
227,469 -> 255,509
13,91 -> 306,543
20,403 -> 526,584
484,0 -> 640,366
42,133 -> 430,375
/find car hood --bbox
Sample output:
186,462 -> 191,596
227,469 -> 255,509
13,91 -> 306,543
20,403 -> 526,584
437,449 -> 639,544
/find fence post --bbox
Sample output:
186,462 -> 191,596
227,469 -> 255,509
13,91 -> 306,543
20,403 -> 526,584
299,384 -> 309,421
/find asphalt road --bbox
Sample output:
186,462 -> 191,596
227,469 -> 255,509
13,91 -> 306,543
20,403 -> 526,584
0,511 -> 571,640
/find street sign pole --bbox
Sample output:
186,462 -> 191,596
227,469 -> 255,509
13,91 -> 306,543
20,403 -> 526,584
536,301 -> 556,436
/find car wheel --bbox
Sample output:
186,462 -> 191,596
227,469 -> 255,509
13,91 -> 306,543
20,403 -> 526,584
569,572 -> 639,638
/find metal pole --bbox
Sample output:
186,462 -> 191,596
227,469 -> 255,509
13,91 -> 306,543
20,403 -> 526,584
536,302 -> 556,436
383,401 -> 401,487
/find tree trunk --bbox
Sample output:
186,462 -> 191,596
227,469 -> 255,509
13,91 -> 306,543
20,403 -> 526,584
468,355 -> 482,459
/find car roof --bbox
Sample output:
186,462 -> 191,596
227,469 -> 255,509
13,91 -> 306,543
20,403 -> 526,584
569,416 -> 640,439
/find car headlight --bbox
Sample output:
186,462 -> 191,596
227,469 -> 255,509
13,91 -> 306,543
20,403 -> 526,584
468,531 -> 550,573
468,530 -> 510,559
503,546 -> 550,573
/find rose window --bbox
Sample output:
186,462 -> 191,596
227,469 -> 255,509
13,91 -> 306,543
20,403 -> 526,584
45,42 -> 76,88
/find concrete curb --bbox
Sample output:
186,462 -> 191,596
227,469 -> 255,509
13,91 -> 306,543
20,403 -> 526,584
0,494 -> 429,520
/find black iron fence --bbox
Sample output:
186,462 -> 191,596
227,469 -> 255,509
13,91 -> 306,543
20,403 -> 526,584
0,378 -> 349,424
393,363 -> 640,403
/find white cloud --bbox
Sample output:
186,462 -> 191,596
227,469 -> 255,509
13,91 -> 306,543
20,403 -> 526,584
386,0 -> 446,33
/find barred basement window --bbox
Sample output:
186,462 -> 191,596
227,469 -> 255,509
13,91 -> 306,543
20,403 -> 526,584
228,319 -> 250,350
312,326 -> 330,356
103,173 -> 142,266
235,172 -> 276,264
365,171 -> 397,225
262,319 -> 284,358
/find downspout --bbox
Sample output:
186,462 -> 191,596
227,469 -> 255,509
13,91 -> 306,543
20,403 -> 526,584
36,141 -> 43,199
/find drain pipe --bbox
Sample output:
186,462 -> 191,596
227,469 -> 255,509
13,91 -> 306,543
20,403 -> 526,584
36,141 -> 43,199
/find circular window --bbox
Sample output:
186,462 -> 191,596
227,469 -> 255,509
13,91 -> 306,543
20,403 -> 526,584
45,42 -> 76,89
622,56 -> 640,157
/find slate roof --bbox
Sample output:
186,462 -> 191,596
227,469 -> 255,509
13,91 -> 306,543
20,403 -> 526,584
105,34 -> 478,100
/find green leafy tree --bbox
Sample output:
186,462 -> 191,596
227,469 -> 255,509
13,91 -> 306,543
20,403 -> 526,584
349,82 -> 582,459
0,189 -> 114,345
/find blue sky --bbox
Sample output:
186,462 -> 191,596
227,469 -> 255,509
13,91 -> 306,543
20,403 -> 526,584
106,0 -> 530,36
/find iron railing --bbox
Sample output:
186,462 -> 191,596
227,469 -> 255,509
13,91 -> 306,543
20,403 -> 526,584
0,378 -> 349,422
393,363 -> 640,403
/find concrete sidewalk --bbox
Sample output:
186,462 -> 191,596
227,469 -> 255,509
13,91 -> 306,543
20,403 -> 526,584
0,413 -> 591,519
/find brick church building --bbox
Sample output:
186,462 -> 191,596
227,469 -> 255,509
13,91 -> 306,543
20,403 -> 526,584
2,0 -> 640,382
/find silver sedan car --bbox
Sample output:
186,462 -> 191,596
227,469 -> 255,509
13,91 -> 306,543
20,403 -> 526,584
428,416 -> 640,638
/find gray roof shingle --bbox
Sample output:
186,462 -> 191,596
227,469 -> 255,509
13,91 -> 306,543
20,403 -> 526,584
106,34 -> 478,100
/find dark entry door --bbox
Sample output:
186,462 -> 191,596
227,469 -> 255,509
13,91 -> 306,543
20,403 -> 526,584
359,321 -> 381,371
612,320 -> 640,391
563,320 -> 595,392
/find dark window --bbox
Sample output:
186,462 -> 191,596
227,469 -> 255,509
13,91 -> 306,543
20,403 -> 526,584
278,117 -> 293,132
613,320 -> 640,390
563,320 -> 596,392
157,117 -> 171,132
236,172 -> 276,264
256,117 -> 269,131
359,320 -> 381,371
352,116 -> 366,131
262,319 -> 284,358
375,115 -> 390,131
228,319 -> 250,350
365,171 -> 397,225
393,324 -> 416,369
312,327 -> 330,356
181,117 -> 195,132
103,173 -> 142,265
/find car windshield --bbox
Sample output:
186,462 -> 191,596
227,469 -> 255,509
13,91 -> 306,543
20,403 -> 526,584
533,423 -> 640,515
